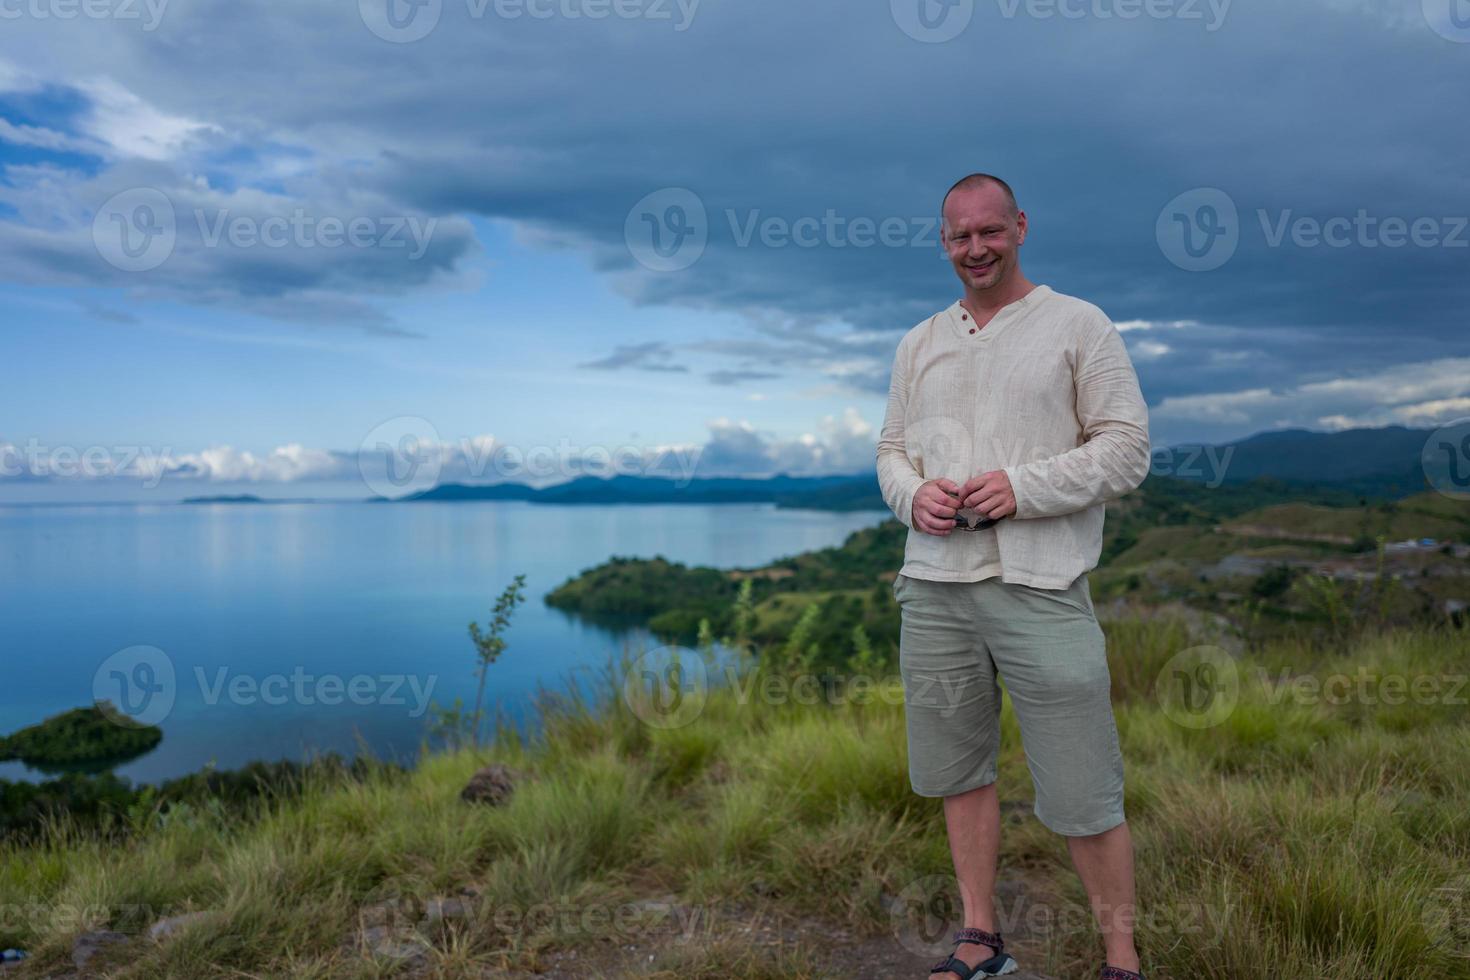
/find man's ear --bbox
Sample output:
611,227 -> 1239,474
1015,209 -> 1027,245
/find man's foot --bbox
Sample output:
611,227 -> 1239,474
1100,966 -> 1145,980
934,937 -> 996,979
928,927 -> 1018,978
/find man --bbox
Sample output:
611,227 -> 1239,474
876,173 -> 1151,980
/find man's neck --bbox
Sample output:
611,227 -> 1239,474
962,273 -> 1037,316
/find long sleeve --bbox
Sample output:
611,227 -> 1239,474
1002,319 -> 1151,520
876,338 -> 928,530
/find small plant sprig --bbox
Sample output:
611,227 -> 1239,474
468,573 -> 528,748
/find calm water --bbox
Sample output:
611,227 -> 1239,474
0,500 -> 887,785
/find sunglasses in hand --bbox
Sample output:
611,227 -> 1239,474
944,488 -> 1006,531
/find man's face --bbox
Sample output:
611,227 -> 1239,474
941,183 -> 1027,293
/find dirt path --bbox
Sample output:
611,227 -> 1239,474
487,880 -> 1067,979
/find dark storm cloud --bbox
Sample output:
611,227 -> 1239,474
0,0 -> 1466,437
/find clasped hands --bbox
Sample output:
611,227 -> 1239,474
910,470 -> 1017,536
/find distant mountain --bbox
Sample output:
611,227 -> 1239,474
1157,425 -> 1434,497
389,425 -> 1443,510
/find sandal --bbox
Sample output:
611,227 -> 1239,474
928,926 -> 1019,978
1100,967 -> 1146,980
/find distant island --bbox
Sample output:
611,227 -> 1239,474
182,495 -> 318,505
0,703 -> 162,772
391,472 -> 889,511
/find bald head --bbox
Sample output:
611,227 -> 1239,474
941,173 -> 1019,224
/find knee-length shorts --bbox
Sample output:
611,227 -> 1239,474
892,571 -> 1126,837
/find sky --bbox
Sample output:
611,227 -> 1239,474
1,0 -> 1467,501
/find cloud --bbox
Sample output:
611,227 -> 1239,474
0,153 -> 481,333
73,77 -> 221,161
0,116 -> 96,153
578,340 -> 689,372
0,0 -> 1465,442
0,407 -> 889,491
707,368 -> 781,386
685,408 -> 879,478
1150,356 -> 1470,443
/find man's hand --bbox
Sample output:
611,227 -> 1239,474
911,478 -> 961,535
959,470 -> 1017,521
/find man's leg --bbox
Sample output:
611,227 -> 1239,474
893,574 -> 1010,976
975,575 -> 1141,974
1067,820 -> 1140,971
943,781 -> 1006,965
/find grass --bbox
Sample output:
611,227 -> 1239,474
1225,500 -> 1469,543
1,620 -> 1468,979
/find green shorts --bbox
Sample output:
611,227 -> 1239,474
891,571 -> 1126,837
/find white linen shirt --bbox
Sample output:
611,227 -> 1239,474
875,284 -> 1151,589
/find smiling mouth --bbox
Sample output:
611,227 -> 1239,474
966,259 -> 997,275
